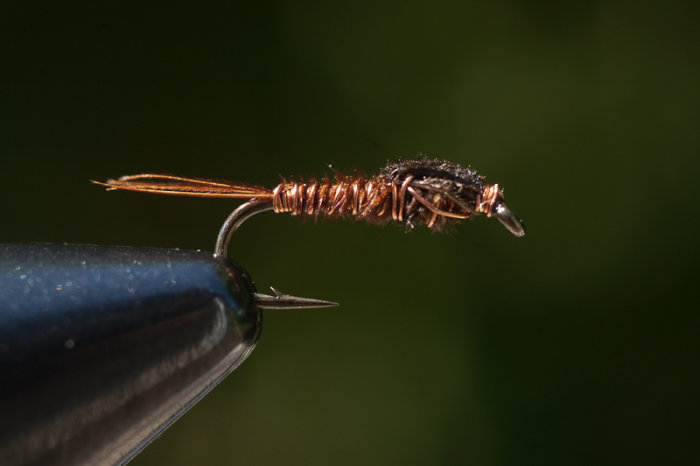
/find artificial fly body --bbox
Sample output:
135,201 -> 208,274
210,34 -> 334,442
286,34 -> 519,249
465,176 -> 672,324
95,158 -> 525,235
94,158 -> 525,308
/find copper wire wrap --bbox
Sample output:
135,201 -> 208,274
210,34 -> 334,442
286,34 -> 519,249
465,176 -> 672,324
272,177 -> 395,222
475,183 -> 501,217
271,177 -> 501,230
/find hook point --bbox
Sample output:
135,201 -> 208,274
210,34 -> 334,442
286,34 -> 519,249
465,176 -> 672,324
254,287 -> 339,310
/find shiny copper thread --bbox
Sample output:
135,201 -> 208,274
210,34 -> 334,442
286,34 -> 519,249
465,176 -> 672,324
475,183 -> 500,217
271,176 -> 501,229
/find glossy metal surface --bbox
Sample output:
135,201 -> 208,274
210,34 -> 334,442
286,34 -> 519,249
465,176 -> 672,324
0,243 -> 262,466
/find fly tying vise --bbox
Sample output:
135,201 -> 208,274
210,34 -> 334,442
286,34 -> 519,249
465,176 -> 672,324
94,158 -> 525,308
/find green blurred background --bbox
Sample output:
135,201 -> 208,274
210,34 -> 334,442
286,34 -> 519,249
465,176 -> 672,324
2,1 -> 698,465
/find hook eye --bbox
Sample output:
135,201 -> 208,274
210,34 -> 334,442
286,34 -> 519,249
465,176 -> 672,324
494,202 -> 526,237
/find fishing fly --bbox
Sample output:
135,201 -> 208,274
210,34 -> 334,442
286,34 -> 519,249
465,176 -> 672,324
94,158 -> 525,308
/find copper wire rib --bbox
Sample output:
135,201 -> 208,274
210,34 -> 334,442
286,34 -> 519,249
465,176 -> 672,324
93,158 -> 525,236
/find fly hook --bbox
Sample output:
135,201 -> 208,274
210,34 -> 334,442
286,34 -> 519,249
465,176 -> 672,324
213,200 -> 338,309
94,158 -> 525,307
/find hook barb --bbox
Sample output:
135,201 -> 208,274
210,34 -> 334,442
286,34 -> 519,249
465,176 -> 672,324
214,202 -> 339,309
254,287 -> 339,310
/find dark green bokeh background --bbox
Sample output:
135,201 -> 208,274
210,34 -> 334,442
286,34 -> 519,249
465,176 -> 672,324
2,2 -> 698,465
